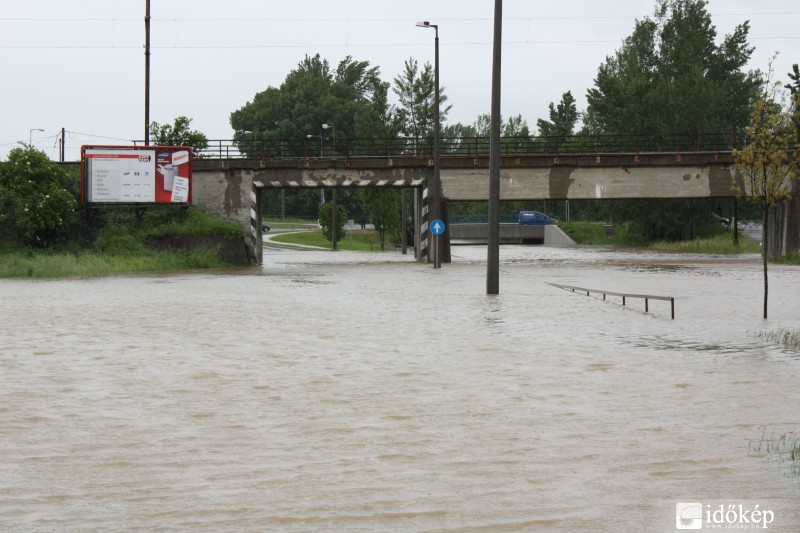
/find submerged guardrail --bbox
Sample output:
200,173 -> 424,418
547,283 -> 675,319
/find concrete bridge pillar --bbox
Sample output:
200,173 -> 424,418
419,182 -> 430,262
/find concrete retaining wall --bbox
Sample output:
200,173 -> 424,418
449,223 -> 575,245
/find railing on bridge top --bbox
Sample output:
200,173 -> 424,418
183,133 -> 743,161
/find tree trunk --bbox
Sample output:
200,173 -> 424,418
762,206 -> 769,320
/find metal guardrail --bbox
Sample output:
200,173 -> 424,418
547,282 -> 675,319
174,133 -> 745,160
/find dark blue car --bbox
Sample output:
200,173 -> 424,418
518,211 -> 556,225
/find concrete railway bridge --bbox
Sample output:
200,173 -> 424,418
191,143 -> 761,264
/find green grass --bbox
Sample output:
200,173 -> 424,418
263,216 -> 320,227
0,207 -> 242,278
269,229 -> 389,251
558,222 -> 649,246
560,222 -> 762,254
557,222 -> 617,245
772,252 -> 800,265
758,328 -> 800,351
651,233 -> 761,254
0,249 -> 229,278
749,427 -> 800,478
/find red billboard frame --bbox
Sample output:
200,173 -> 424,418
81,145 -> 193,206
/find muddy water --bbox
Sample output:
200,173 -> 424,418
1,246 -> 799,532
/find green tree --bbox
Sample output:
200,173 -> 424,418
786,63 -> 800,142
362,188 -> 401,251
392,58 -> 452,153
148,116 -> 209,153
443,114 -> 530,155
0,146 -> 79,247
230,54 -> 390,157
582,0 -> 761,242
318,200 -> 347,245
733,63 -> 800,319
782,63 -> 800,254
537,91 -> 579,138
584,0 -> 759,141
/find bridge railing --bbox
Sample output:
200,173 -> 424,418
193,133 -> 743,160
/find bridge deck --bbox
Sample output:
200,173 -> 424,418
192,151 -> 739,201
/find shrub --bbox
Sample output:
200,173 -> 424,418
0,146 -> 79,247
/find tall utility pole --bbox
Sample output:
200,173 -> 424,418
416,20 -> 444,268
433,24 -> 442,269
487,0 -> 503,294
144,0 -> 151,146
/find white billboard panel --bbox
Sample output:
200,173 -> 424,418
82,146 -> 192,205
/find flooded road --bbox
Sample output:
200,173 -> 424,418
1,246 -> 799,532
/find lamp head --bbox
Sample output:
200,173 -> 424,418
416,21 -> 430,28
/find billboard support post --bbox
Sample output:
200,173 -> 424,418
144,0 -> 151,146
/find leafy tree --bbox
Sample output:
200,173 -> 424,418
533,91 -> 581,154
148,116 -> 208,153
582,0 -> 761,242
318,200 -> 347,245
537,91 -> 579,138
733,63 -> 800,318
393,58 -> 452,153
230,54 -> 390,157
786,63 -> 800,142
362,188 -> 401,251
0,146 -> 79,247
584,0 -> 760,141
443,114 -> 530,155
783,63 -> 800,254
262,189 -> 324,219
441,122 -> 480,154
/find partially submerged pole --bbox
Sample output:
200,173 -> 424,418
487,0 -> 503,294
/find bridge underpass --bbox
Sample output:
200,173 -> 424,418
191,150 -> 750,264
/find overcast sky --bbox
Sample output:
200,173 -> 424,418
1,0 -> 798,161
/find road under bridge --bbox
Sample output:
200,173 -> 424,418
191,151 -> 746,264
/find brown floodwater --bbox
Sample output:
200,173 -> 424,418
1,245 -> 799,532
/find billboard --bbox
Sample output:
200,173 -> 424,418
81,145 -> 192,205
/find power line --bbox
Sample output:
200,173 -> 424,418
2,35 -> 797,50
64,130 -> 133,142
1,11 -> 798,22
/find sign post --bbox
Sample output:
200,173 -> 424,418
430,218 -> 445,269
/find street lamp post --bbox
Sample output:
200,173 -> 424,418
307,132 -> 324,205
416,20 -> 442,269
323,124 -> 338,250
322,123 -> 335,154
29,128 -> 44,147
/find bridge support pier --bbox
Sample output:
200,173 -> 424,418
251,182 -> 264,264
418,183 -> 429,262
